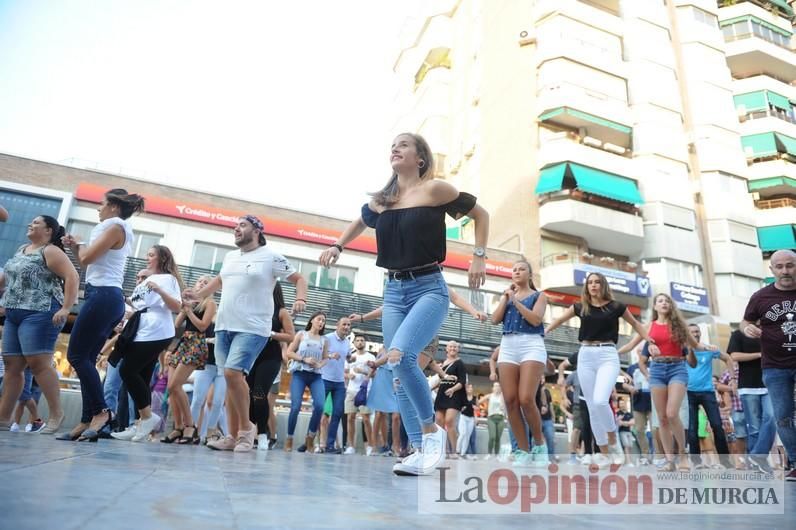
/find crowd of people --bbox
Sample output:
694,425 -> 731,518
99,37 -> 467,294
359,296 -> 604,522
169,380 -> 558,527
0,133 -> 794,483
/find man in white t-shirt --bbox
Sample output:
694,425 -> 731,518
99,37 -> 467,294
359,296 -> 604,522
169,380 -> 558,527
344,334 -> 375,454
185,215 -> 307,453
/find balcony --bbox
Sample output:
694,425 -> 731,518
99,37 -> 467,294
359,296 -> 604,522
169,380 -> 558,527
537,84 -> 632,148
540,252 -> 651,308
535,36 -> 626,81
724,36 -> 796,81
738,111 -> 796,141
538,133 -> 635,180
754,197 -> 796,227
539,193 -> 644,256
534,0 -> 622,33
748,175 -> 796,198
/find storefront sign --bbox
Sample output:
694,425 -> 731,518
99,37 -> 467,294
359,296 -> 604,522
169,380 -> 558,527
572,264 -> 651,298
670,282 -> 710,314
75,182 -> 513,277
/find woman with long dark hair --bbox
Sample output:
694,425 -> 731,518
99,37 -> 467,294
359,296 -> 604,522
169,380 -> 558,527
0,215 -> 79,434
490,259 -> 548,466
110,245 -> 183,443
546,272 -> 652,466
247,282 -> 295,443
284,310 -> 329,452
321,132 -> 489,476
162,275 -> 216,444
59,189 -> 144,441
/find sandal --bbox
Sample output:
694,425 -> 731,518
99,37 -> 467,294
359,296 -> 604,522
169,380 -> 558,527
660,460 -> 676,472
161,428 -> 183,444
177,426 -> 199,445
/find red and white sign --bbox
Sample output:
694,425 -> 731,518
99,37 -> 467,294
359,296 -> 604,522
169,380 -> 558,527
75,182 -> 514,278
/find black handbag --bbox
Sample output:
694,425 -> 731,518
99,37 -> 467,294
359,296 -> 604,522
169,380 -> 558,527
108,308 -> 147,367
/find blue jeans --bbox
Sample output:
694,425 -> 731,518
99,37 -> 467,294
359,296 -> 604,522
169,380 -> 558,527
740,393 -> 775,457
191,365 -> 227,439
468,420 -> 477,454
103,360 -> 135,427
67,284 -> 124,422
323,379 -> 346,449
542,418 -> 555,456
383,272 -> 449,439
761,368 -> 796,465
288,370 -> 325,437
687,391 -> 731,465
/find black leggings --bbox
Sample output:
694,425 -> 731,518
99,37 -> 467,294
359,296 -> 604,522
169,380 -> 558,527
247,351 -> 282,435
119,339 -> 172,411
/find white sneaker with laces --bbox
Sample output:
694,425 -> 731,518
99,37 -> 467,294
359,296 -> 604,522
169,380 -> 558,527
111,425 -> 138,441
393,450 -> 423,476
132,413 -> 161,442
419,427 -> 447,475
609,441 -> 625,465
591,454 -> 610,468
24,423 -> 33,432
344,446 -> 356,455
365,445 -> 374,456
10,423 -> 20,433
580,454 -> 592,465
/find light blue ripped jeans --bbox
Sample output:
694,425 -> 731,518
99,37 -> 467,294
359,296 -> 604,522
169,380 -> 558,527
383,271 -> 449,448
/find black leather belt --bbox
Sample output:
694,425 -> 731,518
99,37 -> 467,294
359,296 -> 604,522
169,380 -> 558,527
388,264 -> 442,281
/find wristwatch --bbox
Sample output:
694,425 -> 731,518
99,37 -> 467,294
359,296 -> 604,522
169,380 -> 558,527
473,247 -> 487,258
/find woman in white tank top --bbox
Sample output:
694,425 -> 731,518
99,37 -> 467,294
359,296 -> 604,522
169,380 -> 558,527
57,188 -> 145,442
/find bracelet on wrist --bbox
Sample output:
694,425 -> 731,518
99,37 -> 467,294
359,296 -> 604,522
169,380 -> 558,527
332,244 -> 343,253
296,298 -> 306,303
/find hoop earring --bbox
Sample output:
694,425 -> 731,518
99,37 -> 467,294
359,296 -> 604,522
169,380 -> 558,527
418,160 -> 426,169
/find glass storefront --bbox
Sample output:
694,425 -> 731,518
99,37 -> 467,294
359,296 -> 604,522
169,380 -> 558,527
0,189 -> 63,265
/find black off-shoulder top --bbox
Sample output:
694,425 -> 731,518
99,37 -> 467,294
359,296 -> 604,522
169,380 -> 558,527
361,192 -> 476,270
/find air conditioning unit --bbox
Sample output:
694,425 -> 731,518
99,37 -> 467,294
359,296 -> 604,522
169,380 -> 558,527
583,136 -> 602,148
603,142 -> 626,155
518,29 -> 535,47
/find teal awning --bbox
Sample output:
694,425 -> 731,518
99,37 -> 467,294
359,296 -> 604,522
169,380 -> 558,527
445,225 -> 460,239
535,163 -> 568,194
748,176 -> 796,192
534,162 -> 643,205
775,133 -> 796,156
770,0 -> 794,17
734,90 -> 792,112
539,107 -> 632,134
721,15 -> 793,35
757,224 -> 796,251
742,133 -> 779,157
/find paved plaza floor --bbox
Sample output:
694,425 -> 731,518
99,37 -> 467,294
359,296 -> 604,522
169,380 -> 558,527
1,432 -> 794,530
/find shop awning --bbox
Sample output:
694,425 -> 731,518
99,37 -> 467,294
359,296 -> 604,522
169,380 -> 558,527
757,224 -> 796,251
747,176 -> 796,192
534,162 -> 644,204
734,90 -> 792,112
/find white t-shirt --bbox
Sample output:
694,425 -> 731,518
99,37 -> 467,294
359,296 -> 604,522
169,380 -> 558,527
347,351 -> 376,393
215,245 -> 296,336
85,217 -> 134,288
129,273 -> 181,342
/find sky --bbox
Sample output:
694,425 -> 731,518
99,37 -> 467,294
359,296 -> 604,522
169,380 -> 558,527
0,0 -> 422,219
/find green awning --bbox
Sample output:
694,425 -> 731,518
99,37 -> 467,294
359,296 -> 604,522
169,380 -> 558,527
768,91 -> 792,110
734,92 -> 768,112
757,224 -> 796,251
769,0 -> 794,17
775,133 -> 796,156
539,107 -> 632,134
764,277 -> 775,285
535,163 -> 568,194
568,162 -> 644,204
748,176 -> 796,192
721,15 -> 793,35
742,133 -> 779,157
445,225 -> 460,239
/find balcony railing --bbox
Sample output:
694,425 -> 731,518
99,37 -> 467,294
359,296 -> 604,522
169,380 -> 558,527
755,197 -> 796,208
740,108 -> 796,124
539,188 -> 640,215
541,251 -> 646,276
65,257 -> 605,365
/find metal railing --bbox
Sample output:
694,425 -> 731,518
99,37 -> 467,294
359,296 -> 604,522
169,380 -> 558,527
755,197 -> 796,209
541,251 -> 645,275
739,108 -> 796,125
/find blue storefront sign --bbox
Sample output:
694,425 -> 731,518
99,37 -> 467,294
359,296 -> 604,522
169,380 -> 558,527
573,264 -> 651,297
670,282 -> 710,314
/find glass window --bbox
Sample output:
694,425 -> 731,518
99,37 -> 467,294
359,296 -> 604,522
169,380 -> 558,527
132,232 -> 162,259
288,256 -> 356,292
67,220 -> 94,243
191,242 -> 235,272
0,190 -> 62,266
692,7 -> 717,28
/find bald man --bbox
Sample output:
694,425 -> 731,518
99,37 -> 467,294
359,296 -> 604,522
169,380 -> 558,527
741,249 -> 796,479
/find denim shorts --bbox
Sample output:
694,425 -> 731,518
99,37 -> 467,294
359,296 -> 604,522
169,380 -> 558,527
214,330 -> 268,374
731,409 -> 747,439
648,360 -> 689,388
2,298 -> 64,356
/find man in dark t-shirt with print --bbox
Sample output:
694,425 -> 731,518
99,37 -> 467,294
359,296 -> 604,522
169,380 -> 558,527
741,249 -> 796,480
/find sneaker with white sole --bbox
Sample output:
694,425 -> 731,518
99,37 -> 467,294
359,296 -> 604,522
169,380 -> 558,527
233,423 -> 256,453
511,450 -> 533,468
393,450 -> 424,476
365,445 -> 374,456
111,425 -> 138,441
591,454 -> 610,468
418,427 -> 446,475
609,441 -> 625,465
532,444 -> 549,467
344,446 -> 356,455
580,454 -> 592,466
10,423 -> 20,433
28,420 -> 46,433
208,435 -> 237,451
131,413 -> 161,442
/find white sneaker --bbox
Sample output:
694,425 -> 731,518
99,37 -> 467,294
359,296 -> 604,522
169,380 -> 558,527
365,445 -> 373,456
419,427 -> 447,475
609,441 -> 625,465
344,446 -> 356,455
111,425 -> 138,441
580,454 -> 592,466
132,414 -> 161,442
393,450 -> 423,476
24,423 -> 33,432
10,423 -> 20,433
591,454 -> 610,468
